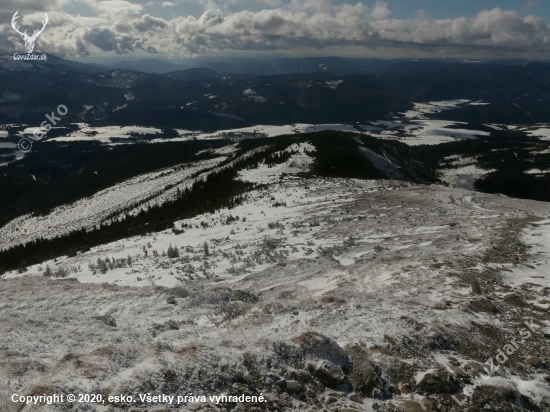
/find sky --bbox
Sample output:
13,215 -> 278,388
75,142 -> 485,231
1,0 -> 549,61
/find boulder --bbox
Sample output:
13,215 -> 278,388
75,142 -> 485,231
346,346 -> 376,397
314,361 -> 345,386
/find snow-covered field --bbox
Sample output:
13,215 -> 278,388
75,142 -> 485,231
401,99 -> 472,119
0,99 -> 507,158
33,118 -> 489,149
1,170 -> 550,411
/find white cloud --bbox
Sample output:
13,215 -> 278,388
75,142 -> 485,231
371,1 -> 391,21
0,0 -> 548,58
80,0 -> 143,16
162,2 -> 177,6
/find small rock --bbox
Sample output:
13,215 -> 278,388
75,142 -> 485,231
427,329 -> 451,349
368,347 -> 393,356
233,404 -> 246,412
372,388 -> 383,400
471,280 -> 482,294
450,365 -> 469,378
465,361 -> 486,376
416,369 -> 460,395
315,380 -> 325,392
325,396 -> 338,404
166,296 -> 177,305
349,394 -> 362,403
306,389 -> 317,398
92,315 -> 116,327
470,299 -> 498,314
293,311 -> 299,316
525,357 -> 543,368
400,385 -> 411,395
293,369 -> 312,381
167,319 -> 180,330
285,380 -> 303,393
544,376 -> 550,383
401,400 -> 424,412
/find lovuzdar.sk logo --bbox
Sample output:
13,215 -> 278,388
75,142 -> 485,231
11,11 -> 48,61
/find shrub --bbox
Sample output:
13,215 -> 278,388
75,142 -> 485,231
263,236 -> 279,249
167,244 -> 180,258
53,267 -> 69,278
42,265 -> 52,277
268,221 -> 284,230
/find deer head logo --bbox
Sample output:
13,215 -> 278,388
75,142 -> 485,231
11,11 -> 49,54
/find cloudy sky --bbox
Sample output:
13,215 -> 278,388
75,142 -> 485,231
1,0 -> 549,61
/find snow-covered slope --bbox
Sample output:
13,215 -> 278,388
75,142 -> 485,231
1,171 -> 550,411
0,157 -> 226,250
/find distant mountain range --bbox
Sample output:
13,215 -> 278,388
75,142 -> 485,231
1,54 -> 550,129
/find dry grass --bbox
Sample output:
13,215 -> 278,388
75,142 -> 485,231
175,344 -> 200,357
75,360 -> 105,379
90,346 -> 117,360
319,295 -> 344,304
291,331 -> 323,347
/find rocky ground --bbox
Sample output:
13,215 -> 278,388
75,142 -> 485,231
1,176 -> 550,412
